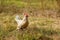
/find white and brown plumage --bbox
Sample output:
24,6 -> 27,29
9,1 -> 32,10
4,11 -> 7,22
15,13 -> 29,30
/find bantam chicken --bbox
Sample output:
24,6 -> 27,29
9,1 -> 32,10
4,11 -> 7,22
15,13 -> 29,30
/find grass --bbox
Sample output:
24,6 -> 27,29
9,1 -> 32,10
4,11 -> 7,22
0,0 -> 60,40
1,0 -> 58,10
0,13 -> 60,40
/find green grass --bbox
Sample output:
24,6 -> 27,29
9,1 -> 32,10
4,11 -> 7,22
1,0 -> 58,9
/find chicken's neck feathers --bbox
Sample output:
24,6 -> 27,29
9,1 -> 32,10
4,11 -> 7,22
23,16 -> 28,21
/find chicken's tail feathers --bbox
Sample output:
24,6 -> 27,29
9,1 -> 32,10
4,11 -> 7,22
15,15 -> 21,22
15,15 -> 20,19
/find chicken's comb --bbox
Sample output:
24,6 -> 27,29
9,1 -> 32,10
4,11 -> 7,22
24,13 -> 29,16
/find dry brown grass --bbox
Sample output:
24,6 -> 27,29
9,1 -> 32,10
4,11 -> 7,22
0,12 -> 60,40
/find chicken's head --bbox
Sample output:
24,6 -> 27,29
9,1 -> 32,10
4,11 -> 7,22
24,13 -> 29,17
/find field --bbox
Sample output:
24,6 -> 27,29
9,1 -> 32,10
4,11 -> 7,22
0,0 -> 60,40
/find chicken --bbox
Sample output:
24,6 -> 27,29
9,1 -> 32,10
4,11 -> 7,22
15,13 -> 29,30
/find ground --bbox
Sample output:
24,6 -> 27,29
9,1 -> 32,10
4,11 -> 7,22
0,0 -> 60,40
0,13 -> 60,40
